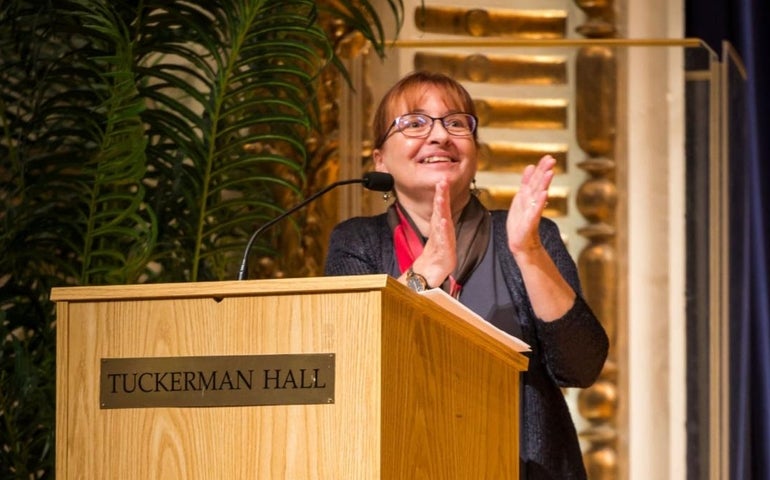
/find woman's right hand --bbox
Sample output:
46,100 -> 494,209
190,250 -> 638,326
410,180 -> 457,288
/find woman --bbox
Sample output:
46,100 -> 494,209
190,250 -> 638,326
324,71 -> 609,479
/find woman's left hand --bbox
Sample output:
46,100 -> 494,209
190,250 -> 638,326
506,155 -> 556,255
505,155 -> 575,321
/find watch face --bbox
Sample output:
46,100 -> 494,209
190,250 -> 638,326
407,271 -> 427,292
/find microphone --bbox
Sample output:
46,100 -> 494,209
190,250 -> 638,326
236,171 -> 394,280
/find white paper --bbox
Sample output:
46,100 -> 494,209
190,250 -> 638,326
419,288 -> 531,353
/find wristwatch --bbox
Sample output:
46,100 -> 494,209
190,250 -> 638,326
406,267 -> 429,292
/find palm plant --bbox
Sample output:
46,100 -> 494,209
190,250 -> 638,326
0,0 -> 403,476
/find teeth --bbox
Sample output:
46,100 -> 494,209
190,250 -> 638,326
422,156 -> 451,164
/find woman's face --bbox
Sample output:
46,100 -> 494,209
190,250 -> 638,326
373,84 -> 478,209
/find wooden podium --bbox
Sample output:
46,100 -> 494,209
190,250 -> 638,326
51,274 -> 528,479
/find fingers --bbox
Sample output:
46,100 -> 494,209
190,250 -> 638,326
524,155 -> 555,193
430,180 -> 455,252
517,156 -> 554,210
507,156 -> 556,254
432,180 -> 451,223
414,180 -> 456,287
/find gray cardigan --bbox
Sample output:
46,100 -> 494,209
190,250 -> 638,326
324,210 -> 609,479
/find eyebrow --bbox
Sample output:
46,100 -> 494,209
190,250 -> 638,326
403,108 -> 462,116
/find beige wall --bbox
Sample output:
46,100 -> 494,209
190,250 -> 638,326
621,1 -> 688,479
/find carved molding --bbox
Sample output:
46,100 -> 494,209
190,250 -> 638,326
414,6 -> 567,38
414,52 -> 568,84
572,2 -> 620,479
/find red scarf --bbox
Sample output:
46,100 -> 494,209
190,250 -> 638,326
387,196 -> 490,298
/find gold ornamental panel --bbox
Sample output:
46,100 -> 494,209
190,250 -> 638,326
478,142 -> 568,173
583,446 -> 618,480
576,176 -> 617,223
576,231 -> 618,343
479,186 -> 568,218
414,52 -> 567,85
577,378 -> 618,422
576,46 -> 617,156
474,98 -> 568,130
414,6 -> 567,39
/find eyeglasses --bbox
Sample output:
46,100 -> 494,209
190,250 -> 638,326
377,112 -> 478,147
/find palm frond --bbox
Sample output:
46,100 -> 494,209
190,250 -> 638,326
137,0 -> 338,281
62,0 -> 157,285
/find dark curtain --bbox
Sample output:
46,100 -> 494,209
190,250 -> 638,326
685,1 -> 770,479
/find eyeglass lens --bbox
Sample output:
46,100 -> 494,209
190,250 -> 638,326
396,113 -> 476,137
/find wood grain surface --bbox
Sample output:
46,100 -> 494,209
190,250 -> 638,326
54,275 -> 526,479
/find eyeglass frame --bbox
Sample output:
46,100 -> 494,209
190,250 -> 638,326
374,112 -> 478,148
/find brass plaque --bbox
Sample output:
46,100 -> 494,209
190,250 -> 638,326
100,353 -> 335,409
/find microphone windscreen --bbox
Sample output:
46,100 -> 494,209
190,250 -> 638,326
361,172 -> 394,192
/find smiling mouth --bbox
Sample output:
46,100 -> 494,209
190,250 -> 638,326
420,156 -> 454,164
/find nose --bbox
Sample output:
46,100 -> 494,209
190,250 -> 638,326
426,118 -> 450,142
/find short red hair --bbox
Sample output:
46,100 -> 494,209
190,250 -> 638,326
372,71 -> 477,148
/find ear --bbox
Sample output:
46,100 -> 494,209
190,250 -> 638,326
373,149 -> 388,173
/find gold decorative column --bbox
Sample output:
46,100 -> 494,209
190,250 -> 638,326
571,2 -> 620,479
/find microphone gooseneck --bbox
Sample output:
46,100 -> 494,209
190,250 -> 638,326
236,172 -> 394,280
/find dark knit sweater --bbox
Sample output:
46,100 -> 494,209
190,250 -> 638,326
324,210 -> 609,479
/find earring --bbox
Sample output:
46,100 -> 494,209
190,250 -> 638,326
470,179 -> 480,197
383,191 -> 392,202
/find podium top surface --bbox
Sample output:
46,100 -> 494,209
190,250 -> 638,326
51,273 -> 530,358
50,274 -> 393,302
